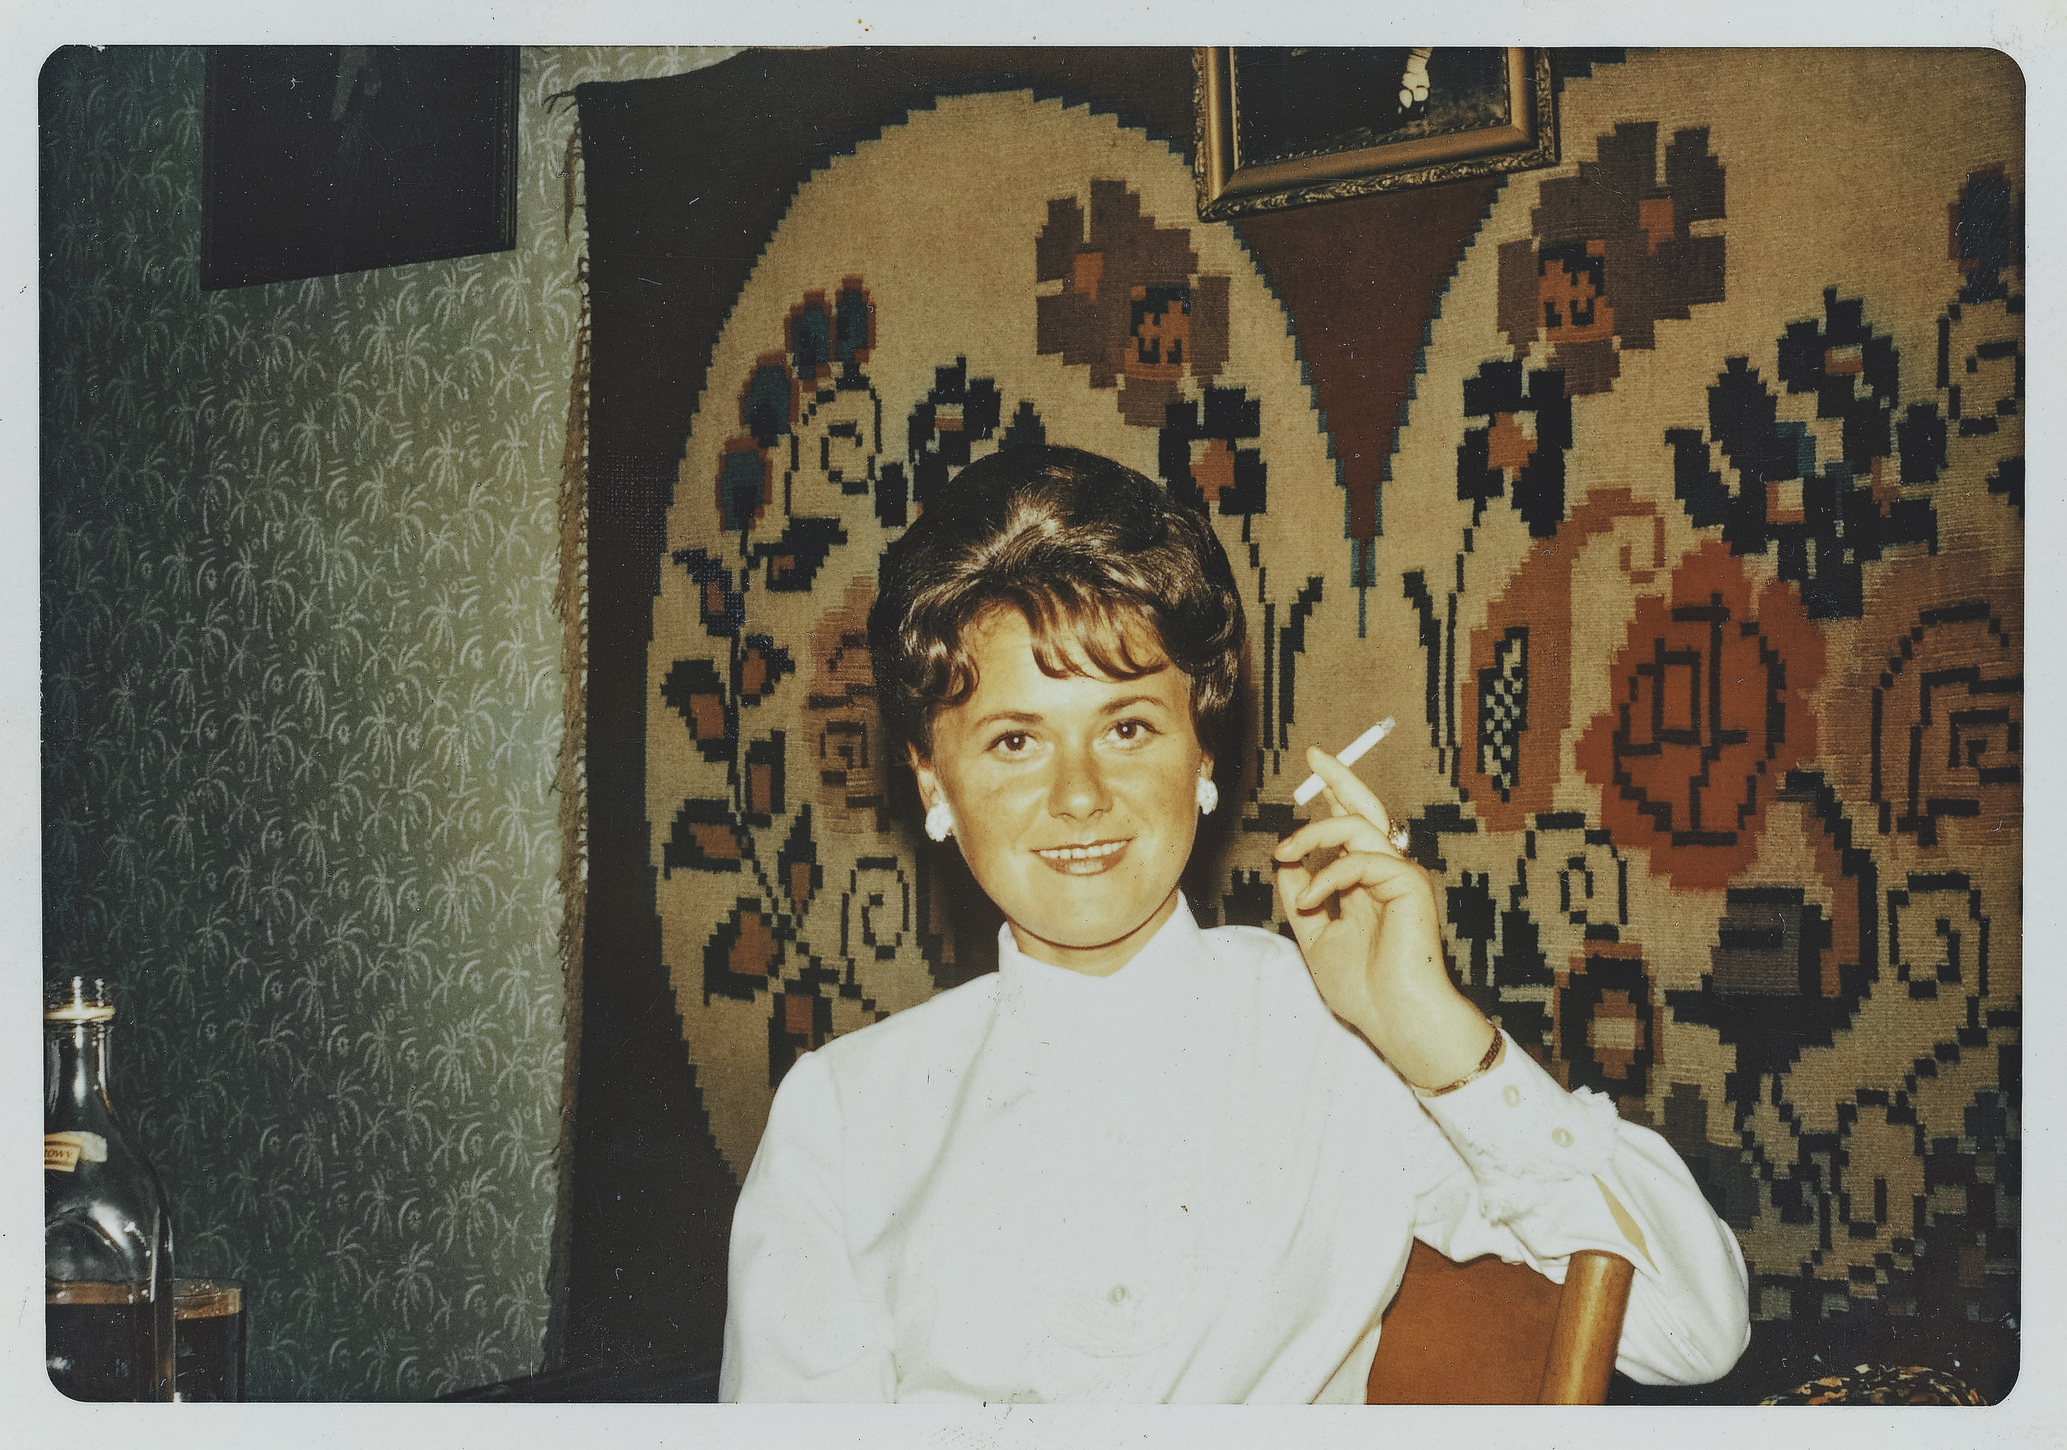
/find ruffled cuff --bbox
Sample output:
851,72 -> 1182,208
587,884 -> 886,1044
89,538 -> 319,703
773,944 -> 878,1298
1415,1030 -> 1621,1226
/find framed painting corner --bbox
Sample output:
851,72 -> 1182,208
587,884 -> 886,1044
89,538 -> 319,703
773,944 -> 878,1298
1195,44 -> 1558,221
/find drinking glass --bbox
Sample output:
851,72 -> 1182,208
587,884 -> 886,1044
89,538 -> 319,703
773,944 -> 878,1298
172,1278 -> 245,1402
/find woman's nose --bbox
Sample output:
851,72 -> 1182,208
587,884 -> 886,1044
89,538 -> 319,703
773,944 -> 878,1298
1048,741 -> 1112,820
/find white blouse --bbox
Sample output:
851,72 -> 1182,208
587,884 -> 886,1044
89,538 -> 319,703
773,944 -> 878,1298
720,898 -> 1749,1402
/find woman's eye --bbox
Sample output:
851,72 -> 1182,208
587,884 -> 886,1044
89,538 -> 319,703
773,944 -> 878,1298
1111,720 -> 1155,743
993,732 -> 1029,754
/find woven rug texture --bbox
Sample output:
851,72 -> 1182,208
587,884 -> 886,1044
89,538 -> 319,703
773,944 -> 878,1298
616,48 -> 2021,1347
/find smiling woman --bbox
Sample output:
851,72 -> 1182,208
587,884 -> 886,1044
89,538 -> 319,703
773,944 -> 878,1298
873,448 -> 1239,976
718,446 -> 1752,1402
911,609 -> 1207,974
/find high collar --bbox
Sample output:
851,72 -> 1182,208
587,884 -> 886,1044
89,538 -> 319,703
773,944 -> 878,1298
993,896 -> 1213,1052
998,893 -> 1200,985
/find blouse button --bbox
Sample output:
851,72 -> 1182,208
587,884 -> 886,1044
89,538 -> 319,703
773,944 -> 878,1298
1108,1283 -> 1129,1305
1551,1127 -> 1574,1148
1502,1085 -> 1522,1107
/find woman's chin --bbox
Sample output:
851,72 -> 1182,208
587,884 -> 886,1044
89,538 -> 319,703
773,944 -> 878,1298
1006,882 -> 1184,973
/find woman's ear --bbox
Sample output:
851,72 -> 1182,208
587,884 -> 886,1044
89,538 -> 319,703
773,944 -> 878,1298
907,742 -> 941,810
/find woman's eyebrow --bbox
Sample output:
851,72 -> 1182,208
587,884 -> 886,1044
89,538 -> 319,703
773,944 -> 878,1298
1099,694 -> 1173,715
968,709 -> 1042,730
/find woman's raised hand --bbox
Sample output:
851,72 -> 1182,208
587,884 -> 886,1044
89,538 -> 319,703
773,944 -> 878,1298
1271,744 -> 1497,1091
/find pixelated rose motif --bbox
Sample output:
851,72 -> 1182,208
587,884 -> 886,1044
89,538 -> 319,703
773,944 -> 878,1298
1035,179 -> 1230,429
1496,121 -> 1725,398
1831,554 -> 2022,858
1669,290 -> 1937,620
801,573 -> 888,836
1875,608 -> 2021,851
1575,540 -> 1825,890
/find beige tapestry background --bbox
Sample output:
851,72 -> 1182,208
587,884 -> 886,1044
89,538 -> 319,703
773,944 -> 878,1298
647,51 -> 2020,1329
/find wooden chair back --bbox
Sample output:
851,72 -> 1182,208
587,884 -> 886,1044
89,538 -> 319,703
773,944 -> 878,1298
1366,1241 -> 1636,1404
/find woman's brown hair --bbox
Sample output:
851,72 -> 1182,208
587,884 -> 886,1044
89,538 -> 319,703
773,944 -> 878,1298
868,446 -> 1247,774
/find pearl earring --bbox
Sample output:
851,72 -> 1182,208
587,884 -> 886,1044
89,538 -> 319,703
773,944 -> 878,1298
1194,775 -> 1218,816
924,801 -> 956,842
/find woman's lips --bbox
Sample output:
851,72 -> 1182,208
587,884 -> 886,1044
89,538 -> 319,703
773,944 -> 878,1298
1035,838 -> 1129,873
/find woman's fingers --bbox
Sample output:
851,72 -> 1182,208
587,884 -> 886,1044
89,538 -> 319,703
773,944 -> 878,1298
1274,860 -> 1321,944
1301,745 -> 1392,833
1291,848 -> 1428,914
1273,741 -> 1427,917
1272,810 -> 1397,864
1273,742 -> 1406,867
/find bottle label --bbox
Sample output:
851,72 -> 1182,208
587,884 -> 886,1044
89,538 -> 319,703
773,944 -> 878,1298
45,1131 -> 108,1172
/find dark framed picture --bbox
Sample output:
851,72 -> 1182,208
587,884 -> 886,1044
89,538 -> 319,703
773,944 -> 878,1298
201,46 -> 519,291
1195,46 -> 1557,219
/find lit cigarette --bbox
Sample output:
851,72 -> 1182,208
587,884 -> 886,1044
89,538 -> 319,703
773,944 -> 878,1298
1292,717 -> 1397,805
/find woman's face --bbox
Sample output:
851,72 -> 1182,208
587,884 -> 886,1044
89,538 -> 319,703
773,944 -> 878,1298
909,607 -> 1210,977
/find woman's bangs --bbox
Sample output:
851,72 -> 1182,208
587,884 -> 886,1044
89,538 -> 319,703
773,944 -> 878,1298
1022,593 -> 1168,684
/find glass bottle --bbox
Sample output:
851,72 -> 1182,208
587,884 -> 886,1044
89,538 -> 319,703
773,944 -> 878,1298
45,977 -> 175,1402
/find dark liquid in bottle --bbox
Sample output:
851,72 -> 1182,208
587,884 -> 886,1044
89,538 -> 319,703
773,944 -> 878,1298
175,1299 -> 245,1402
47,1285 -> 154,1402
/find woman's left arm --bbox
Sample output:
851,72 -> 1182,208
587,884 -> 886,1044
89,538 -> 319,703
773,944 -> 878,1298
1400,1030 -> 1752,1384
1275,743 -> 1750,1384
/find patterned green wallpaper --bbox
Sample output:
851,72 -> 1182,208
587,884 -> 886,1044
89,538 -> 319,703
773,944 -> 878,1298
40,45 -> 737,1401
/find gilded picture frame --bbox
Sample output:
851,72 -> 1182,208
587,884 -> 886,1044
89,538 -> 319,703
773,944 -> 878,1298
1195,46 -> 1558,219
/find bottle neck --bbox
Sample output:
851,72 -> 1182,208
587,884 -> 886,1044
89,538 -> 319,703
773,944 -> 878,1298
47,1022 -> 116,1118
